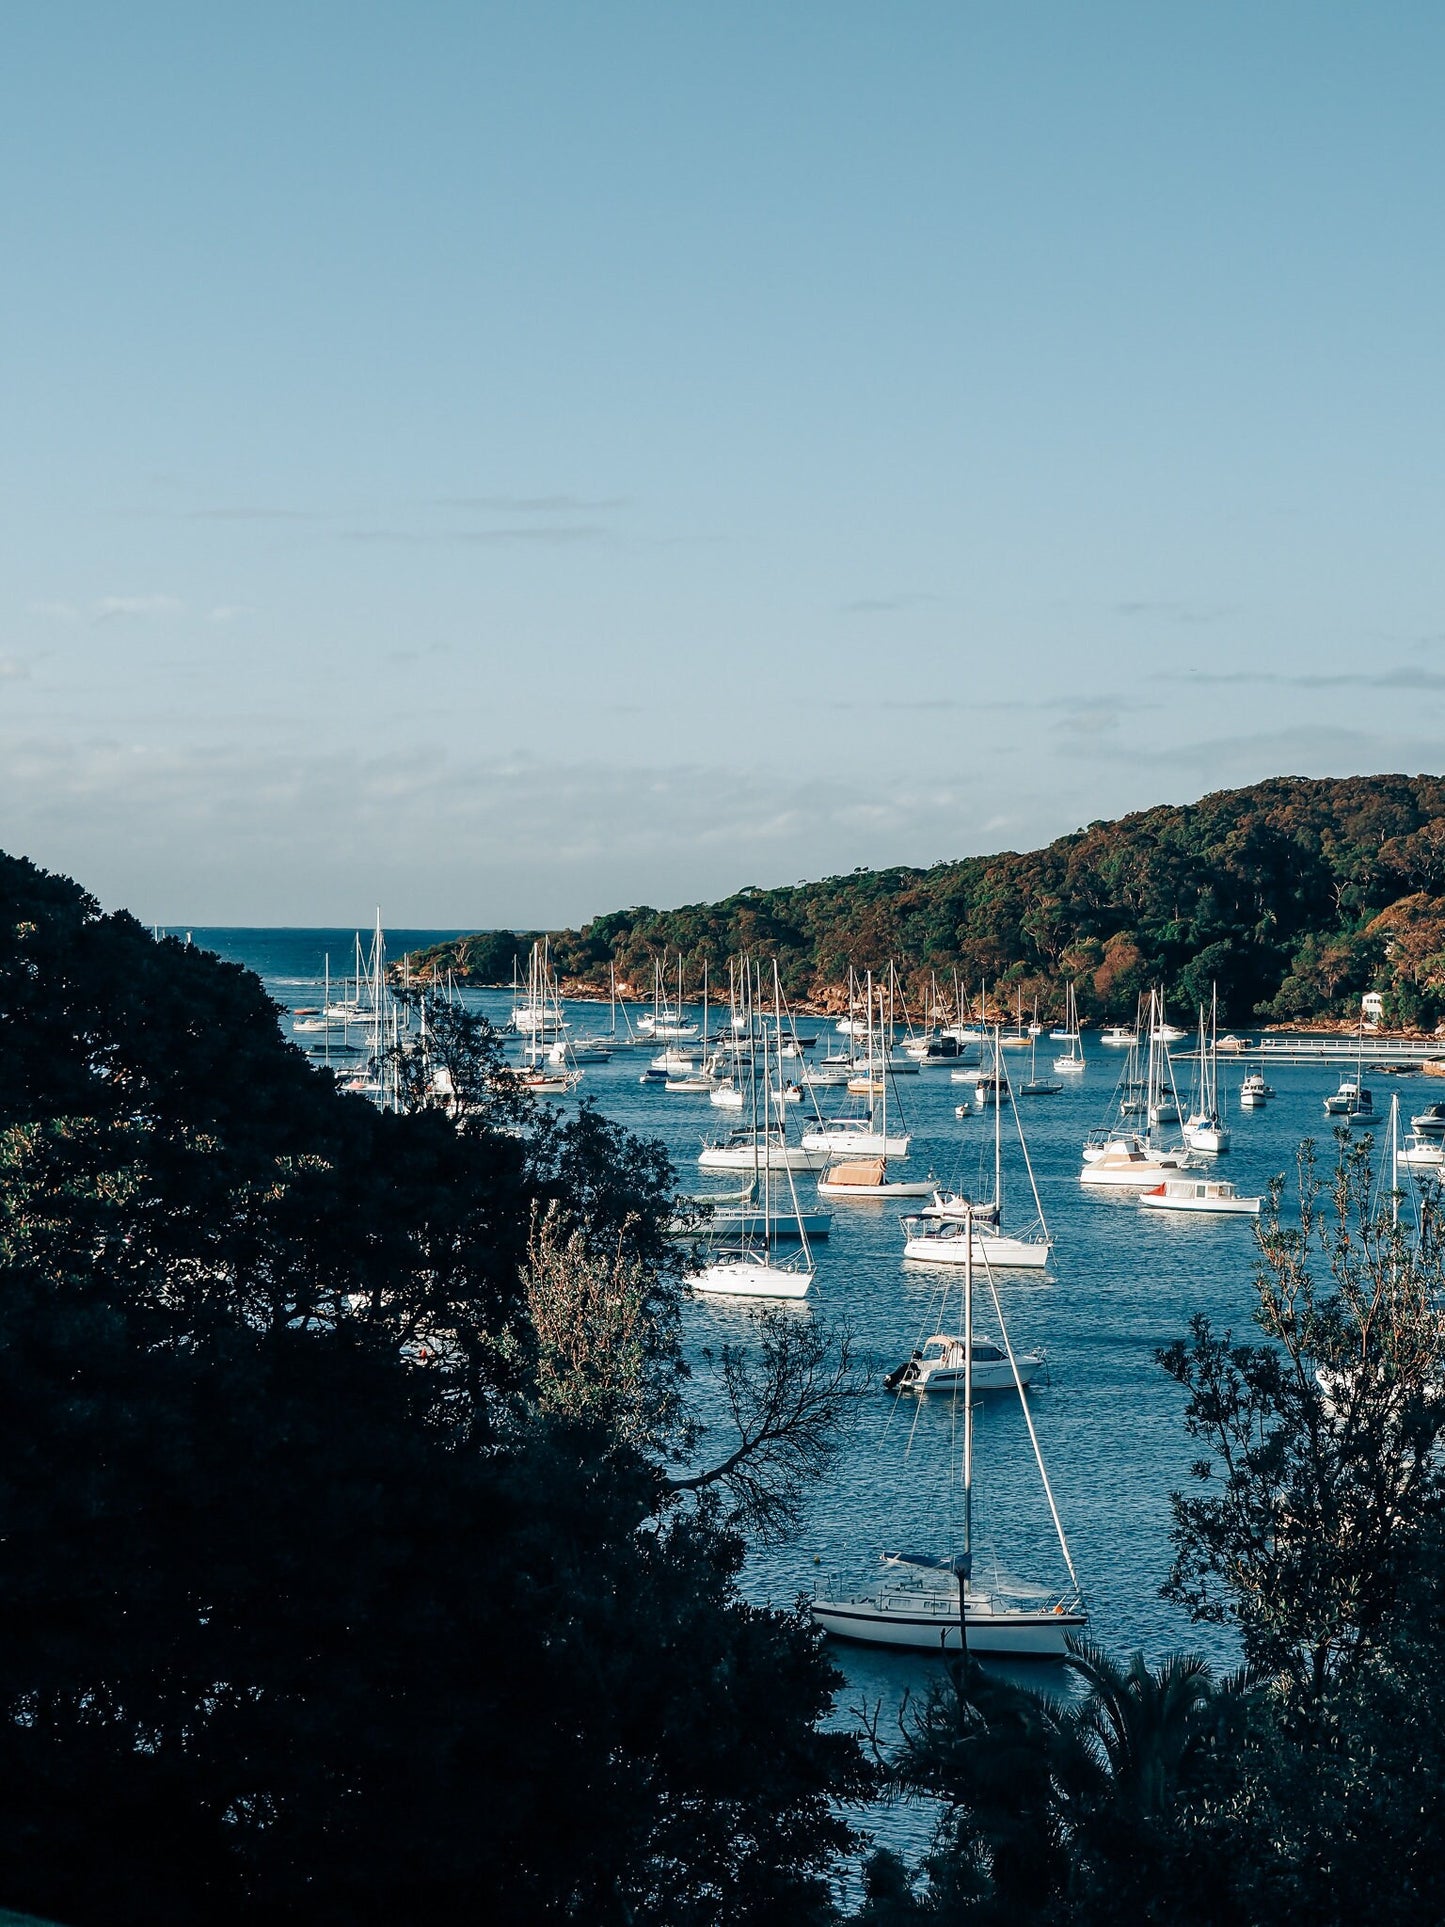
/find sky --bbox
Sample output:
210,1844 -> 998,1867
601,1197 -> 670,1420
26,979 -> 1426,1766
3,2 -> 1444,927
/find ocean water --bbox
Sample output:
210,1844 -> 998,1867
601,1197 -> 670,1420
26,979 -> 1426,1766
194,929 -> 1412,1867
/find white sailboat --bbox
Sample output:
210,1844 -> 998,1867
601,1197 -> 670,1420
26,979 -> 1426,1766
903,1032 -> 1053,1269
1053,980 -> 1085,1076
812,1209 -> 1086,1656
1182,987 -> 1231,1154
694,971 -> 816,1300
1080,993 -> 1192,1186
817,967 -> 934,1199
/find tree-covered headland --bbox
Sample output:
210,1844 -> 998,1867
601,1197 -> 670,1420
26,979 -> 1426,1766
415,773 -> 1445,1028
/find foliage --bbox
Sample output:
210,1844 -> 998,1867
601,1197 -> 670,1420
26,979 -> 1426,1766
873,1641 -> 1256,1923
408,773 -> 1445,1025
0,851 -> 871,1925
1160,1135 -> 1445,1695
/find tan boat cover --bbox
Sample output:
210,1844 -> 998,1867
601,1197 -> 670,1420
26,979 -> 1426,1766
824,1157 -> 887,1186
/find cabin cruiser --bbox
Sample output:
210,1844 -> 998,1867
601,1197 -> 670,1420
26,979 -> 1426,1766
884,1333 -> 1042,1395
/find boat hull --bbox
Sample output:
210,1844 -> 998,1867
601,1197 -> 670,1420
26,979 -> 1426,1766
902,1234 -> 1052,1269
692,1261 -> 812,1299
819,1177 -> 936,1199
811,1597 -> 1085,1657
698,1144 -> 830,1172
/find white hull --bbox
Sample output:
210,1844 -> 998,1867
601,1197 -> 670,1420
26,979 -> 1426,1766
1054,1056 -> 1085,1075
709,1085 -> 745,1109
812,1594 -> 1085,1656
1184,1120 -> 1231,1153
692,1259 -> 812,1299
1080,1148 -> 1190,1186
800,1128 -> 911,1157
893,1357 -> 1041,1392
818,1175 -> 936,1199
694,1208 -> 833,1241
1139,1194 -> 1260,1215
698,1142 -> 830,1172
903,1231 -> 1053,1269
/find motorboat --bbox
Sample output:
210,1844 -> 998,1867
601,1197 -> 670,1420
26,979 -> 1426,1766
916,1190 -> 1000,1223
1410,1102 -> 1445,1137
884,1333 -> 1042,1394
1080,1132 -> 1191,1187
1139,1177 -> 1261,1216
1240,1068 -> 1273,1108
1399,1132 -> 1445,1171
1324,1078 -> 1375,1121
1100,1025 -> 1137,1047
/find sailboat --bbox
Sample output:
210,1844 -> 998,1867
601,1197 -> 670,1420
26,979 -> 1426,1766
903,1032 -> 1054,1269
1080,991 -> 1192,1186
1182,987 -> 1230,1153
693,971 -> 816,1299
817,968 -> 934,1199
803,973 -> 912,1156
812,1208 -> 1086,1655
1053,981 -> 1085,1076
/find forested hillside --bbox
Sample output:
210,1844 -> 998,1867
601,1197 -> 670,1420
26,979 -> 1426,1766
417,774 -> 1445,1027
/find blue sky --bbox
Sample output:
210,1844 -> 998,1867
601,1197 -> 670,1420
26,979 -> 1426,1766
4,2 -> 1444,925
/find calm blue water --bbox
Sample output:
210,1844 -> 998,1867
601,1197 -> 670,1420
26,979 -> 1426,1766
196,929 -> 1414,1866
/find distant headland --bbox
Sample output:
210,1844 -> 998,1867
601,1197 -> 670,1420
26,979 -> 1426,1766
404,774 -> 1445,1031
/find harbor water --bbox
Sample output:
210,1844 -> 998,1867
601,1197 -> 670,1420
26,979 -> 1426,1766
193,929 -> 1420,1865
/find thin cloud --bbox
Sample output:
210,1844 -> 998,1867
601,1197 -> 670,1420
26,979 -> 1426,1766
843,593 -> 939,615
1116,599 -> 1235,624
26,600 -> 80,622
1163,665 -> 1445,690
93,594 -> 184,622
186,507 -> 319,522
430,494 -> 628,513
0,658 -> 31,681
205,605 -> 252,623
338,525 -> 608,546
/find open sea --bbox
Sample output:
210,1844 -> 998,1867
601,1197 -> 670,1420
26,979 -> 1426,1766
191,927 -> 1418,1871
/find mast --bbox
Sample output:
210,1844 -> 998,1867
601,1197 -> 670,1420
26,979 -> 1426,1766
955,1201 -> 974,1650
994,1024 -> 1003,1212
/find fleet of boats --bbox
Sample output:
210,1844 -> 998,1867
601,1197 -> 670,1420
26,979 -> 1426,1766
286,938 -> 1444,1666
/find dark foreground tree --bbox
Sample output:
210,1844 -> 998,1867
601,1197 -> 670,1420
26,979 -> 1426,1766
872,1640 -> 1254,1923
0,853 -> 871,1925
1161,1132 -> 1445,1695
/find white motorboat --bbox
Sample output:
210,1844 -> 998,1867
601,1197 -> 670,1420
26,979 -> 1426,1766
1411,1103 -> 1445,1138
884,1333 -> 1042,1394
666,1073 -> 717,1094
1399,1132 -> 1445,1171
1324,1077 -> 1375,1121
1239,1068 -> 1272,1108
916,1190 -> 1000,1223
1139,1178 -> 1261,1216
812,1208 -> 1086,1657
1100,1024 -> 1137,1047
1080,1132 -> 1191,1187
